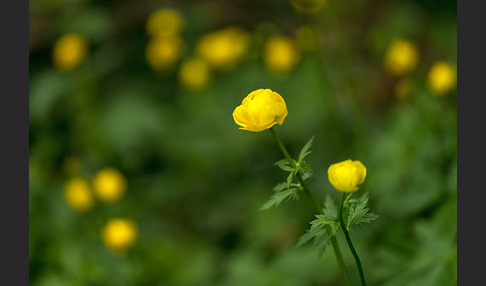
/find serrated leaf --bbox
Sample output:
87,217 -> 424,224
298,136 -> 315,163
286,171 -> 295,189
300,172 -> 314,181
297,160 -> 313,174
345,193 -> 379,229
272,182 -> 289,192
259,188 -> 298,211
323,195 -> 338,218
274,159 -> 294,172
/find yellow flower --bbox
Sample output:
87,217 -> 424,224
289,0 -> 327,14
146,35 -> 185,71
384,38 -> 419,76
427,61 -> 456,95
93,167 -> 127,203
264,36 -> 301,76
196,27 -> 251,71
395,78 -> 413,101
63,178 -> 94,212
101,218 -> 138,253
178,57 -> 211,91
328,159 -> 367,192
52,33 -> 88,71
233,88 -> 288,132
146,8 -> 184,37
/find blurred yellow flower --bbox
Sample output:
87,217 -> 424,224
102,218 -> 138,253
52,33 -> 88,71
63,178 -> 94,212
395,78 -> 413,101
178,57 -> 211,91
146,35 -> 185,71
93,167 -> 127,203
289,0 -> 327,14
384,38 -> 419,76
427,61 -> 456,95
146,8 -> 184,37
264,36 -> 301,76
328,159 -> 367,193
196,27 -> 251,71
233,88 -> 288,132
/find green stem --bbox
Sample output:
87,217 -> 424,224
269,127 -> 352,286
339,193 -> 367,286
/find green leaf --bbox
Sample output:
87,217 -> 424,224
345,193 -> 379,230
296,223 -> 332,257
298,136 -> 315,163
274,159 -> 294,172
259,188 -> 298,211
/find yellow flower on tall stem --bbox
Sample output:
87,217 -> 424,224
232,89 -> 288,132
101,218 -> 138,253
93,167 -> 127,203
52,33 -> 88,72
63,177 -> 94,212
328,159 -> 367,192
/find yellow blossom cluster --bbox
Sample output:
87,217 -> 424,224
145,8 -> 186,71
263,36 -> 301,77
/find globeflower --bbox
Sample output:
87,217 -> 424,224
93,167 -> 127,203
196,27 -> 251,71
328,159 -> 367,192
384,38 -> 419,76
232,88 -> 288,132
146,8 -> 184,37
101,218 -> 138,253
264,36 -> 301,76
146,35 -> 185,71
63,177 -> 94,212
178,57 -> 211,91
427,61 -> 456,95
52,33 -> 88,71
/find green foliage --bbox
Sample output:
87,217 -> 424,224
260,136 -> 315,210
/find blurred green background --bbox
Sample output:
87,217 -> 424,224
29,0 -> 456,285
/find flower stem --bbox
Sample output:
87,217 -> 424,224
269,127 -> 352,286
339,192 -> 367,286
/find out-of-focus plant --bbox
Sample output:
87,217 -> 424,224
232,88 -> 378,286
93,167 -> 127,203
63,177 -> 95,213
52,33 -> 88,72
263,36 -> 301,77
384,38 -> 419,76
178,57 -> 212,92
145,35 -> 185,71
196,27 -> 251,71
427,61 -> 456,96
146,8 -> 185,38
101,218 -> 138,254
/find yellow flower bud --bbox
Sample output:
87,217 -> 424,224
232,88 -> 288,132
327,159 -> 367,192
146,8 -> 184,37
289,0 -> 327,15
178,57 -> 211,91
101,218 -> 137,253
63,178 -> 94,212
146,35 -> 185,71
263,36 -> 301,76
52,33 -> 88,72
93,168 -> 127,203
427,61 -> 456,96
384,38 -> 419,76
196,27 -> 250,71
